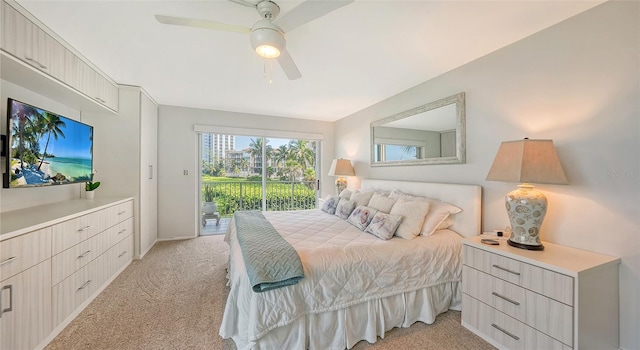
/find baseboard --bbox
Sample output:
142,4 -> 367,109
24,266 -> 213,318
35,259 -> 133,350
137,238 -> 158,259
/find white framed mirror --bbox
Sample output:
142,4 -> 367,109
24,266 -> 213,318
370,92 -> 465,166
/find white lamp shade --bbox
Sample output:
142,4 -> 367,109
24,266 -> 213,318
328,159 -> 355,177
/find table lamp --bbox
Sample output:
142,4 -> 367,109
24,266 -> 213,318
328,158 -> 355,195
486,139 -> 568,250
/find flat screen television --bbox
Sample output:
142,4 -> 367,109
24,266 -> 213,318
4,98 -> 94,188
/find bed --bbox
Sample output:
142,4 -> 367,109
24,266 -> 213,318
219,179 -> 482,350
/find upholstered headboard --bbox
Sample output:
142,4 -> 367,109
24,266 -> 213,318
360,179 -> 482,238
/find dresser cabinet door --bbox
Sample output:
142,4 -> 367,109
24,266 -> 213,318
0,260 -> 52,350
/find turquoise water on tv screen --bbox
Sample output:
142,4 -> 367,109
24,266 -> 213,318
48,157 -> 92,181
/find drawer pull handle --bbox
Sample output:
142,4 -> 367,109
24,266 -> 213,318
118,229 -> 126,234
118,211 -> 126,215
491,323 -> 520,340
118,251 -> 127,258
25,56 -> 48,69
492,264 -> 521,276
492,291 -> 521,305
78,225 -> 92,232
77,250 -> 92,259
77,280 -> 92,292
0,256 -> 18,266
0,285 -> 14,318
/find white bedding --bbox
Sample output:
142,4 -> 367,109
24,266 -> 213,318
220,209 -> 463,349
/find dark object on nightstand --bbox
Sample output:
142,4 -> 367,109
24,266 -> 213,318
481,238 -> 499,245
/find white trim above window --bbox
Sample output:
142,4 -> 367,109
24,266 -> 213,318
193,125 -> 324,141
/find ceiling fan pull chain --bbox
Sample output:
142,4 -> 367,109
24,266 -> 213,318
263,59 -> 274,84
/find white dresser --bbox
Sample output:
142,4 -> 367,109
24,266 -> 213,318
0,198 -> 134,350
462,236 -> 619,350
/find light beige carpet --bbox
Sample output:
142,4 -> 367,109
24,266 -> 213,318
46,235 -> 495,350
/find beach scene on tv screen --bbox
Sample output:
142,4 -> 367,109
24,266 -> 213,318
8,100 -> 93,188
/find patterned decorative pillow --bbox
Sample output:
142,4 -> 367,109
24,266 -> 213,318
365,212 -> 403,240
321,195 -> 339,215
389,198 -> 431,239
367,192 -> 397,213
335,199 -> 356,219
349,190 -> 375,208
347,205 -> 379,231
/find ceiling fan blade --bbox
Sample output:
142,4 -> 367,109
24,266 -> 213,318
277,51 -> 302,80
274,0 -> 354,32
154,15 -> 251,34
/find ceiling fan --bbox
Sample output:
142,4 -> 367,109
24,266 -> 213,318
155,0 -> 354,80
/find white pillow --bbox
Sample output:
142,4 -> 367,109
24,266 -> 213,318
435,217 -> 454,231
389,199 -> 431,239
420,201 -> 462,237
350,190 -> 375,208
367,192 -> 397,213
338,189 -> 353,200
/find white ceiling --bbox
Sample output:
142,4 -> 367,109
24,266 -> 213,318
17,0 -> 604,122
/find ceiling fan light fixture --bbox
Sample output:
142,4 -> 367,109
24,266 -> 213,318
250,21 -> 285,59
255,44 -> 280,58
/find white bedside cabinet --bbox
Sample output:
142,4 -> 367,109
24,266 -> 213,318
461,236 -> 619,350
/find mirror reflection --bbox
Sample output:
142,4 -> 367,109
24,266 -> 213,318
371,92 -> 465,166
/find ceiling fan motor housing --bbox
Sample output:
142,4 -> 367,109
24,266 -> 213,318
256,1 -> 280,20
250,20 -> 285,58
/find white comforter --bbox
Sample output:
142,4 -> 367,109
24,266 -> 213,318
220,209 -> 462,343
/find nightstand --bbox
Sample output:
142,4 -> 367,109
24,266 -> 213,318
461,236 -> 620,350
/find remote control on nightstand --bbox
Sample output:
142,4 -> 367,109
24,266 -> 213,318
480,238 -> 499,245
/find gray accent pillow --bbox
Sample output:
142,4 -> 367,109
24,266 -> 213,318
321,195 -> 339,215
365,212 -> 403,240
335,199 -> 356,219
347,205 -> 378,231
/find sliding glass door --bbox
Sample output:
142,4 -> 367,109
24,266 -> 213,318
199,133 -> 319,235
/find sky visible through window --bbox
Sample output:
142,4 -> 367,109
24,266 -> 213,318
235,136 -> 291,151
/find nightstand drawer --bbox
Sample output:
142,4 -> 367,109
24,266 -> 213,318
463,266 -> 573,346
463,245 -> 573,305
462,294 -> 571,350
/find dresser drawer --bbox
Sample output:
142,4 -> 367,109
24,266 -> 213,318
463,266 -> 573,346
52,211 -> 106,255
52,256 -> 103,326
463,245 -> 574,305
51,232 -> 103,286
102,217 -> 134,251
107,200 -> 133,228
462,294 -> 571,350
1,228 -> 52,282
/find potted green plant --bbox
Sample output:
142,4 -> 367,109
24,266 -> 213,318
202,184 -> 217,214
84,180 -> 100,199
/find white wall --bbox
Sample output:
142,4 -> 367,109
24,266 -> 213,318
335,2 -> 639,348
157,105 -> 334,240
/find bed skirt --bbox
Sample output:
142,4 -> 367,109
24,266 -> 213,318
223,281 -> 462,350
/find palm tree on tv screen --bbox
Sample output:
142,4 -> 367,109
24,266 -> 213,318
37,111 -> 66,171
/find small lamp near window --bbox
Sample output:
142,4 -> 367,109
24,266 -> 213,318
328,158 -> 355,195
486,139 -> 568,250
